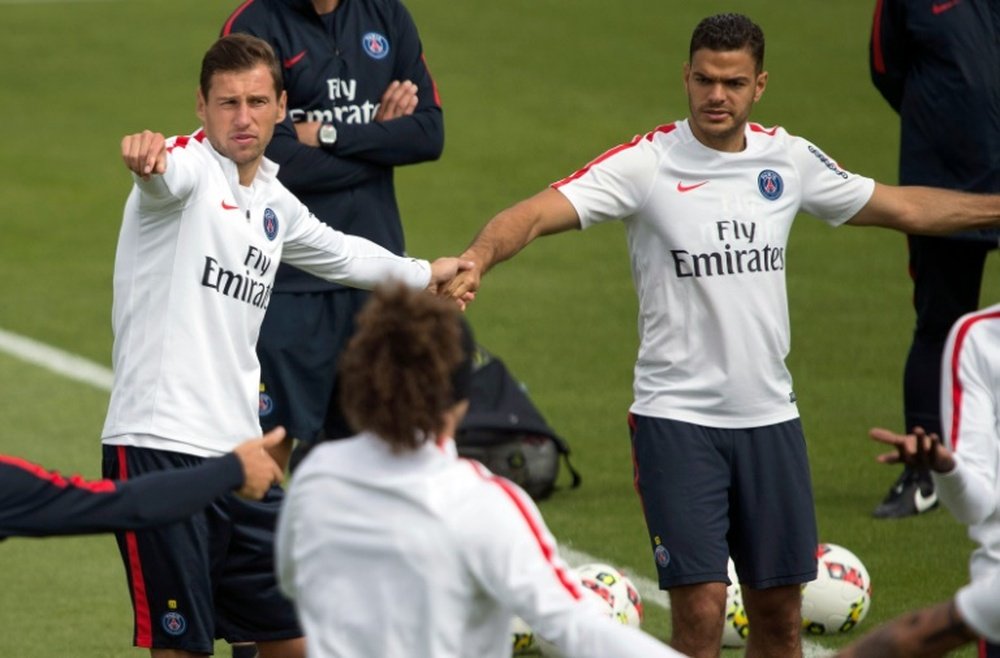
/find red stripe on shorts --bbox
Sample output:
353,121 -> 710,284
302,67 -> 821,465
117,446 -> 153,647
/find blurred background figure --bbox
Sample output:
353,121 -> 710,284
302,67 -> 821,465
868,0 -> 1000,519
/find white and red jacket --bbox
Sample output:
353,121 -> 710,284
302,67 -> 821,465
276,434 -> 682,658
102,131 -> 430,457
956,570 -> 1000,644
936,303 -> 1000,582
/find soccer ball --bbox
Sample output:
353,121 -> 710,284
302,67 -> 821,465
532,585 -> 614,658
510,615 -> 540,656
801,543 -> 872,635
574,562 -> 644,628
532,564 -> 645,657
722,558 -> 750,647
511,563 -> 644,656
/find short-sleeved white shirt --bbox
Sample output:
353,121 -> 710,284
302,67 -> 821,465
555,119 -> 875,427
101,131 -> 431,457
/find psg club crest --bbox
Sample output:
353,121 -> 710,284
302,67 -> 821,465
161,611 -> 187,636
263,208 -> 279,241
259,391 -> 274,417
654,544 -> 670,568
362,32 -> 390,60
757,169 -> 783,200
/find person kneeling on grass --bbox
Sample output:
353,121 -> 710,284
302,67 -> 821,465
275,283 -> 684,658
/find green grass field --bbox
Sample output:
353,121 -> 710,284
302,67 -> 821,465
2,0 -> 999,656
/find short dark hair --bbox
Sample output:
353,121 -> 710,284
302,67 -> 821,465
689,13 -> 765,71
199,34 -> 283,98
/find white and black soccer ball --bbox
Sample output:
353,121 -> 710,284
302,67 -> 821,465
801,543 -> 872,635
722,557 -> 750,648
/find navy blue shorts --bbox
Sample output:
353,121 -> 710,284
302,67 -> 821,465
257,288 -> 368,443
102,445 -> 301,652
629,414 -> 818,590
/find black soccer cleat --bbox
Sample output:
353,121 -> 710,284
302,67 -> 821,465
872,468 -> 939,519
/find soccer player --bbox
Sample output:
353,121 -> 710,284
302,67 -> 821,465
868,302 -> 1000,658
444,13 -> 1000,658
221,0 -> 445,466
2,428 -> 284,538
275,283 -> 685,658
104,34 -> 468,658
868,0 -> 1000,520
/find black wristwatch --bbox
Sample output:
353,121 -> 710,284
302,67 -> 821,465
318,123 -> 338,148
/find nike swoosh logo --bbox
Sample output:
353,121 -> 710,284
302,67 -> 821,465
932,0 -> 961,14
677,181 -> 709,193
283,50 -> 307,69
914,487 -> 938,513
221,200 -> 239,211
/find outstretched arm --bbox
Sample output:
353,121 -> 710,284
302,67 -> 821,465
463,467 -> 683,658
847,183 -> 1000,235
0,429 -> 284,538
836,599 -> 977,658
121,130 -> 168,180
443,187 -> 581,299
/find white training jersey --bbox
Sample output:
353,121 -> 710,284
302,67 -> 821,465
101,130 -> 431,457
554,119 -> 875,427
276,434 -> 683,658
956,569 -> 1000,644
935,303 -> 1000,582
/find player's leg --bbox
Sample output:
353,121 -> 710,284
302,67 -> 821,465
102,446 -> 219,656
667,582 -> 728,658
730,418 -> 817,658
875,235 -> 991,518
257,291 -> 340,473
320,288 -> 370,441
741,585 -> 802,658
629,413 -> 731,658
214,486 -> 304,658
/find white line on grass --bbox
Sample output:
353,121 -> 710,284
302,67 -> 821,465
0,328 -> 113,390
0,326 -> 833,657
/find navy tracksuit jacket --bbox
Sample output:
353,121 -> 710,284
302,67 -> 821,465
223,0 -> 445,292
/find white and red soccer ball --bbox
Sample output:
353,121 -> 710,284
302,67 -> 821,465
510,562 -> 644,656
722,542 -> 872,647
574,562 -> 644,628
801,542 -> 872,635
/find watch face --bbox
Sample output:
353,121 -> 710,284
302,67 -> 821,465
319,124 -> 337,145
